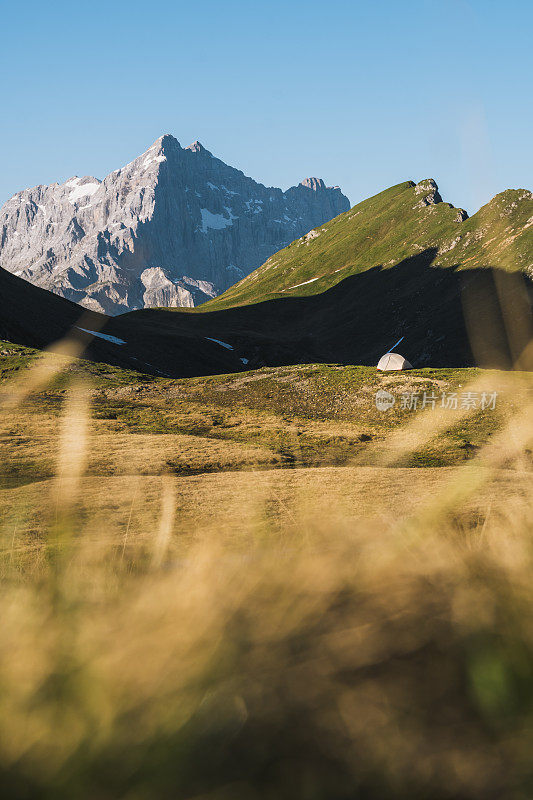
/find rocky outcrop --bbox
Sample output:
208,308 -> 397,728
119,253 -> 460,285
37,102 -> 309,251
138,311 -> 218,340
414,178 -> 443,207
0,135 -> 350,314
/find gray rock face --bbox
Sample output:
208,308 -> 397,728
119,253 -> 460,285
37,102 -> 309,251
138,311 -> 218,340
414,178 -> 443,207
0,135 -> 350,314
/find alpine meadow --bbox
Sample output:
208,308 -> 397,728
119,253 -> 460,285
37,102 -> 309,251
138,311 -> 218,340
1,1 -> 533,798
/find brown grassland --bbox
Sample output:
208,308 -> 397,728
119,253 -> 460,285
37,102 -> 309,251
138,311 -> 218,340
1,338 -> 533,799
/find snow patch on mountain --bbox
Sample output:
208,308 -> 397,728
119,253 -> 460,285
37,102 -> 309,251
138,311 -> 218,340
199,208 -> 236,233
283,276 -> 320,290
76,327 -> 126,345
205,337 -> 234,350
68,182 -> 100,203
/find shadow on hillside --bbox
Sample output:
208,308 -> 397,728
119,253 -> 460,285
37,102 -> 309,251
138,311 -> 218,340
131,248 -> 533,371
0,266 -> 243,378
3,250 -> 532,376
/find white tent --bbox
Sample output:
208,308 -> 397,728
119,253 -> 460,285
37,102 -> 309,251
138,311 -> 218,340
377,352 -> 413,371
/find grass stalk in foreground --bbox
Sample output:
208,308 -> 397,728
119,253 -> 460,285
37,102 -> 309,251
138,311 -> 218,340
0,350 -> 533,799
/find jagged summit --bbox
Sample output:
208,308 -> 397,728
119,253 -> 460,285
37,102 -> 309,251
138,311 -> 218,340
62,175 -> 101,188
300,177 -> 327,191
413,178 -> 468,220
0,134 -> 350,314
145,133 -> 181,157
186,140 -> 212,156
156,133 -> 180,146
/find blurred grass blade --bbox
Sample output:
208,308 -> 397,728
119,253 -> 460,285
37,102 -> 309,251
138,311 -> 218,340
151,476 -> 176,569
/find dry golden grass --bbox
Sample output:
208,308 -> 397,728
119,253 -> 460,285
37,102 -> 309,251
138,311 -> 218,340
1,349 -> 533,799
0,407 -> 281,482
2,467 -> 532,560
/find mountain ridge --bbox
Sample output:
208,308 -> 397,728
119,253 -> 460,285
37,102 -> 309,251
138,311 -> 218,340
2,175 -> 531,374
122,176 -> 530,371
0,134 -> 350,314
202,178 -> 532,310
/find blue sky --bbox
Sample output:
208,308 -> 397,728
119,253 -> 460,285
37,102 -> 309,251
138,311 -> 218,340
1,0 -> 531,214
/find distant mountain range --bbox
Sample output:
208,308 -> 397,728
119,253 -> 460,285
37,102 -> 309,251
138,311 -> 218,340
0,135 -> 349,314
1,177 -> 531,373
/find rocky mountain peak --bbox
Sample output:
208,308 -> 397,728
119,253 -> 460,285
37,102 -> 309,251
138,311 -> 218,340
159,133 -> 179,145
151,133 -> 182,155
300,177 -> 326,191
187,140 -> 212,156
412,178 -> 468,219
0,134 -> 350,314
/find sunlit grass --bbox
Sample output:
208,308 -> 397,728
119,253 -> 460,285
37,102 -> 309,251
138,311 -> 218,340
1,348 -> 533,799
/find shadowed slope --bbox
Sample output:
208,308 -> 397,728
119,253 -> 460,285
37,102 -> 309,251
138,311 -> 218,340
129,250 -> 533,369
0,267 -> 244,377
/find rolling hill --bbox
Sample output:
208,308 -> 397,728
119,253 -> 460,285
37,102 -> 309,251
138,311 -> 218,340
204,179 -> 532,308
153,178 -> 531,369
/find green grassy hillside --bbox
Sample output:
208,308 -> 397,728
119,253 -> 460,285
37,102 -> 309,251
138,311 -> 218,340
1,340 -> 528,488
203,180 -> 532,310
